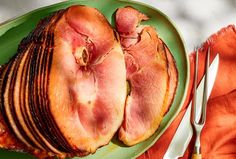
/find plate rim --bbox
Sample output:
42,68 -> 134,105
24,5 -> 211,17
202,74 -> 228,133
0,0 -> 190,158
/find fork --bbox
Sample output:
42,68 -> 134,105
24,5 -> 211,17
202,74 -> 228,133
191,48 -> 210,159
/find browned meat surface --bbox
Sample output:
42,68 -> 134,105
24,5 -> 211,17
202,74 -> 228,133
0,5 -> 178,158
0,5 -> 126,158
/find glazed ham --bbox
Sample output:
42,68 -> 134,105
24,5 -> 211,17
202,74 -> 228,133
116,7 -> 178,146
0,5 -> 126,158
0,5 -> 178,158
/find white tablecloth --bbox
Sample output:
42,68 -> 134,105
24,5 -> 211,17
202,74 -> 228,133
0,0 -> 235,52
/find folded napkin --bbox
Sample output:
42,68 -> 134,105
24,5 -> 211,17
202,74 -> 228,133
138,25 -> 236,159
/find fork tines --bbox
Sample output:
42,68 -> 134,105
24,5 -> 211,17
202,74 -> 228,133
192,48 -> 210,125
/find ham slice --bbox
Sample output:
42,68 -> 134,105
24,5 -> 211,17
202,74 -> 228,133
0,5 -> 126,158
116,7 -> 178,146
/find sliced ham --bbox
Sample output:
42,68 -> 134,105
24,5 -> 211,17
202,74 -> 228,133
116,7 -> 178,145
0,4 -> 178,158
0,5 -> 126,158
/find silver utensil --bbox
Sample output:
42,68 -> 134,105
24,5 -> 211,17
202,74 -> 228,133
190,48 -> 209,159
163,51 -> 219,159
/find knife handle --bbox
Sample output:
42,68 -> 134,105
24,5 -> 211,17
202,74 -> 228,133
191,153 -> 202,159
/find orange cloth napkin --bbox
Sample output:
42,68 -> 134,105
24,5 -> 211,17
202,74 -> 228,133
138,25 -> 236,159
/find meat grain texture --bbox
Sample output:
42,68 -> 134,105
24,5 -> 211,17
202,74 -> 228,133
116,7 -> 178,146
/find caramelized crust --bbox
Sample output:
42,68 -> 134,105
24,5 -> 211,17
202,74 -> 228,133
0,6 -> 126,158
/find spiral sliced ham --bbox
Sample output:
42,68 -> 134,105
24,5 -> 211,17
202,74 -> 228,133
116,7 -> 178,146
0,5 -> 126,158
0,5 -> 178,158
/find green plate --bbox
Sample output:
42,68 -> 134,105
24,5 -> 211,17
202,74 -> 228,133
0,0 -> 189,158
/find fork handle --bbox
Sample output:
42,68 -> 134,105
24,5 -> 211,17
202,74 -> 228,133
191,153 -> 202,159
191,145 -> 202,159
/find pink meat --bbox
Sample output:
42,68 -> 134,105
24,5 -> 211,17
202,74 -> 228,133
49,6 -> 127,153
116,7 -> 178,145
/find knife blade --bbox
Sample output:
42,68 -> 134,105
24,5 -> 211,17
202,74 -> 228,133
163,54 -> 219,159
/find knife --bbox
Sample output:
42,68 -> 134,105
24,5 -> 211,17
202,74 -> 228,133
163,54 -> 219,159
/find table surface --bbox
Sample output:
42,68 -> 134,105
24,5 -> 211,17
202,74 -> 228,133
0,0 -> 236,52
